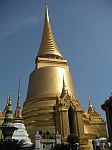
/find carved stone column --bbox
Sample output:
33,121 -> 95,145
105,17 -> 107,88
76,108 -> 90,150
56,107 -> 70,142
35,131 -> 41,150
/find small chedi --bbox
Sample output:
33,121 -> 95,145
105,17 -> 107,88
12,80 -> 32,145
1,95 -> 17,139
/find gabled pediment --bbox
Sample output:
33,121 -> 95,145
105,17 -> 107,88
56,94 -> 83,111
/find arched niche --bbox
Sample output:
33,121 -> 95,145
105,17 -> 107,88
68,105 -> 76,134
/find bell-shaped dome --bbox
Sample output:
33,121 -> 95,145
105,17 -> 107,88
26,66 -> 76,101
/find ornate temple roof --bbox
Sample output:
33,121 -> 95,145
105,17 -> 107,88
35,3 -> 63,63
88,97 -> 102,119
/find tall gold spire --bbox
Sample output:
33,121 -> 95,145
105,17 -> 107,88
14,77 -> 23,123
35,3 -> 63,63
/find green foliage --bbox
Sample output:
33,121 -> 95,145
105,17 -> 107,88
0,139 -> 25,150
50,134 -> 80,150
52,143 -> 80,150
52,143 -> 67,150
67,134 -> 79,144
66,143 -> 80,150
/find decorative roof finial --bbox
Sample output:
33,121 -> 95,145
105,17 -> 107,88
88,97 -> 100,117
3,95 -> 9,116
17,77 -> 21,109
14,77 -> 23,123
88,96 -> 90,106
60,76 -> 68,98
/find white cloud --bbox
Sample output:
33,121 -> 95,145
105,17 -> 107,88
0,16 -> 42,39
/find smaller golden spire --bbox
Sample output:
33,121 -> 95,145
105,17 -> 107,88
88,97 -> 93,113
17,77 -> 21,109
60,76 -> 68,98
14,77 -> 23,123
88,97 -> 100,116
2,95 -> 9,116
88,96 -> 92,108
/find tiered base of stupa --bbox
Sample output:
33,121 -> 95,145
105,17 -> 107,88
12,123 -> 32,145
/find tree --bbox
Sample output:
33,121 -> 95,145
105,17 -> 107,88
67,134 -> 80,150
52,143 -> 67,150
0,139 -> 25,150
52,134 -> 80,150
67,134 -> 79,144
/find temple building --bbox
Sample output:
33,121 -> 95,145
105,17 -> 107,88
0,80 -> 32,146
22,3 -> 107,149
101,95 -> 112,142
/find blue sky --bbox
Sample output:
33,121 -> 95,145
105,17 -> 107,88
0,0 -> 112,120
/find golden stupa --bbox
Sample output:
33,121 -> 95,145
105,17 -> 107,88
22,3 -> 107,149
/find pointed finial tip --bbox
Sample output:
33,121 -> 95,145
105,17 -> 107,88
45,2 -> 48,8
88,96 -> 91,106
9,93 -> 11,100
45,1 -> 49,22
